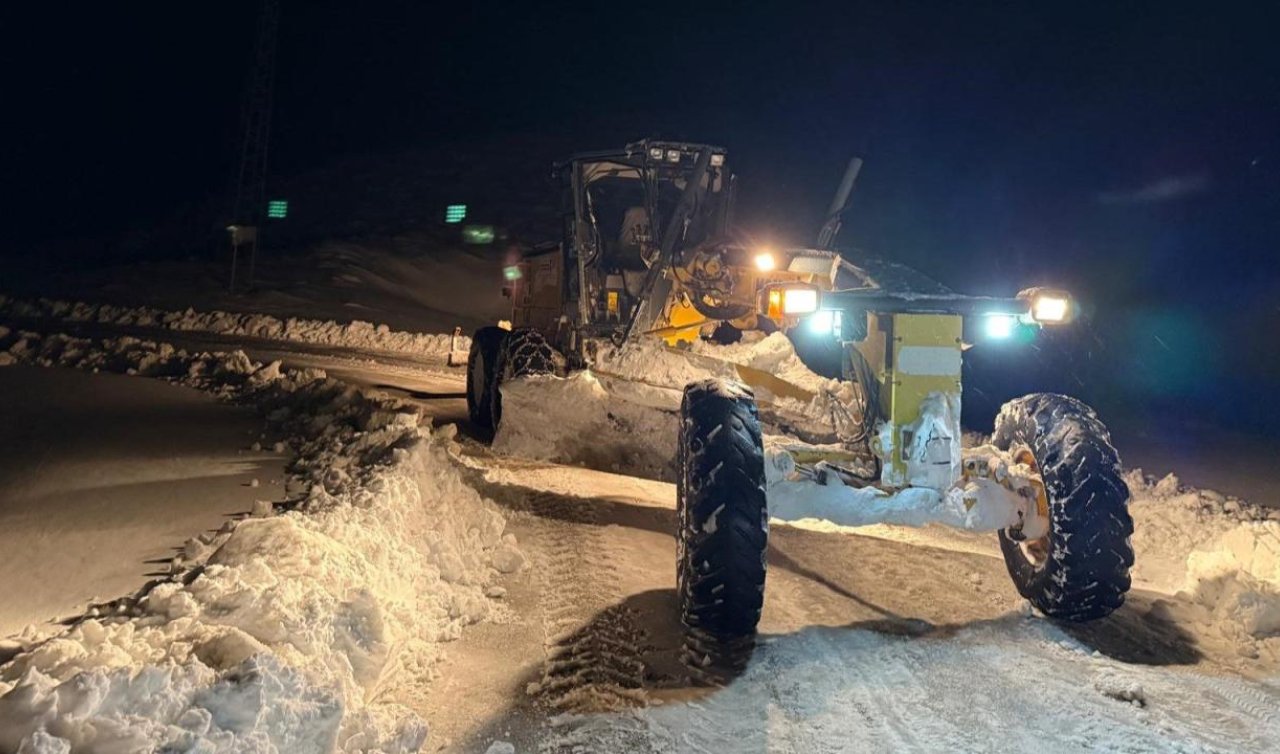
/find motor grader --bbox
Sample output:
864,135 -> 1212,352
467,139 -> 1133,643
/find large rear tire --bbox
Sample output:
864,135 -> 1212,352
677,379 -> 769,640
994,393 -> 1133,621
490,327 -> 556,430
466,327 -> 507,434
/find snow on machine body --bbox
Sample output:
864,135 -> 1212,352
467,140 -> 1133,646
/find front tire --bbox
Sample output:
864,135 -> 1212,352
466,327 -> 507,434
994,393 -> 1133,621
490,327 -> 556,430
677,379 -> 769,640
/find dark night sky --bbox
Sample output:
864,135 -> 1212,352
5,2 -> 1276,249
2,1 -> 1278,425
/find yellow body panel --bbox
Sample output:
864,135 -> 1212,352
658,295 -> 709,346
859,312 -> 963,486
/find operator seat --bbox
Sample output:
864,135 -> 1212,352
611,205 -> 652,271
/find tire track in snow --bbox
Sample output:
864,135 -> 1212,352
521,491 -> 655,753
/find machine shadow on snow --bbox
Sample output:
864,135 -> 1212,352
371,383 -> 467,401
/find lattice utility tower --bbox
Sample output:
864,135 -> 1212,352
228,0 -> 281,291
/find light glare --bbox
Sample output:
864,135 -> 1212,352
806,310 -> 842,336
985,314 -> 1017,339
782,288 -> 819,314
1032,295 -> 1070,323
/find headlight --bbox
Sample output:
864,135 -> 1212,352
1031,293 -> 1071,323
984,313 -> 1018,339
754,251 -> 776,272
806,310 -> 842,336
781,287 -> 819,315
1018,287 -> 1074,324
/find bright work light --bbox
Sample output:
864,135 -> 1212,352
984,314 -> 1018,339
806,310 -> 842,336
781,287 -> 819,315
754,251 -> 776,271
1031,293 -> 1071,323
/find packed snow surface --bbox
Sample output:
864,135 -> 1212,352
549,617 -> 1280,752
0,366 -> 286,637
0,329 -> 519,751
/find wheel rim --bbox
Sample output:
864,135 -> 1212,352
1014,448 -> 1052,569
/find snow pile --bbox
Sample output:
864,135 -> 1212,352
610,334 -> 865,442
493,372 -> 680,481
0,329 -> 519,751
1127,470 -> 1280,637
689,332 -> 831,393
0,294 -> 465,358
596,332 -> 830,396
492,333 -> 859,480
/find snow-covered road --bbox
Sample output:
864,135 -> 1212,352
409,452 -> 1280,753
0,366 -> 285,638
3,304 -> 1280,752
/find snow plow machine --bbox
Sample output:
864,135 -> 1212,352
467,140 -> 1133,648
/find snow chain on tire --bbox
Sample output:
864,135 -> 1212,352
677,379 -> 769,641
490,327 -> 557,430
994,393 -> 1134,621
466,326 -> 507,435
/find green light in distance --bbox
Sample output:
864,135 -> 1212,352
462,224 -> 496,244
444,204 -> 467,223
266,199 -> 288,219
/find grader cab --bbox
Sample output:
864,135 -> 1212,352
502,140 -> 846,357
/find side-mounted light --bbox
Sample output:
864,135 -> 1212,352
984,313 -> 1018,339
781,287 -> 820,315
1017,288 -> 1075,324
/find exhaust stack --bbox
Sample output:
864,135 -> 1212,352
816,156 -> 863,250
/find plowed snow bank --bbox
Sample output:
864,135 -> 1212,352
0,329 -> 517,751
0,294 -> 464,357
1127,470 -> 1280,637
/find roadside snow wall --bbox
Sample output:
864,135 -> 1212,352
0,329 -> 519,752
0,294 -> 465,358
